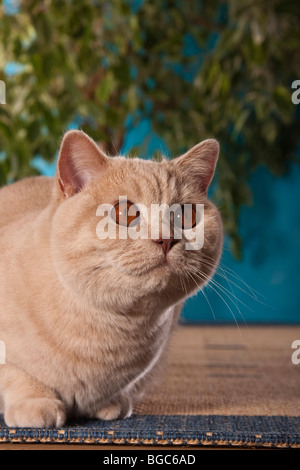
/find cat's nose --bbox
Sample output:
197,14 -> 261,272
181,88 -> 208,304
153,236 -> 177,256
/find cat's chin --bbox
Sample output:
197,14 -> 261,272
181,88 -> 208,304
124,259 -> 170,278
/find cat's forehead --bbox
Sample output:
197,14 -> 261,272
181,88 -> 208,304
107,156 -> 183,204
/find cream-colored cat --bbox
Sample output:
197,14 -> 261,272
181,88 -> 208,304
0,130 -> 222,427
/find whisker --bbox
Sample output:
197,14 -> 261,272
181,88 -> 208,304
193,270 -> 243,334
200,254 -> 267,304
218,262 -> 263,299
217,266 -> 249,328
201,287 -> 216,321
193,268 -> 252,314
187,267 -> 249,332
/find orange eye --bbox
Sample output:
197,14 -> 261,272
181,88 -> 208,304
174,204 -> 197,229
112,201 -> 140,227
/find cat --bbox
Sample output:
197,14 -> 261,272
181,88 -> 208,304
0,130 -> 223,427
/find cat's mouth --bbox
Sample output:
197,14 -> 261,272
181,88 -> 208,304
125,258 -> 170,277
154,258 -> 169,270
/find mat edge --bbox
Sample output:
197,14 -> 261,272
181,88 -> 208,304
0,437 -> 299,448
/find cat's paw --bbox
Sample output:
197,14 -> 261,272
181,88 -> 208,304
4,398 -> 66,428
96,399 -> 132,421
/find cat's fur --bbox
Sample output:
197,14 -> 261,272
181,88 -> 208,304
0,130 -> 222,427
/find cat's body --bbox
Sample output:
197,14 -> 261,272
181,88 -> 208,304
0,131 -> 222,427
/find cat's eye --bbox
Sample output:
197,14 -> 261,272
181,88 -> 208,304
112,201 -> 140,227
174,204 -> 197,230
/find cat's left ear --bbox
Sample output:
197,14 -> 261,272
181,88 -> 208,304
173,139 -> 219,195
57,130 -> 108,198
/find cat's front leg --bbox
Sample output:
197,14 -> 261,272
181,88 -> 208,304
95,395 -> 132,421
0,365 -> 66,428
5,397 -> 66,428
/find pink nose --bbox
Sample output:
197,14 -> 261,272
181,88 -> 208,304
153,237 -> 177,256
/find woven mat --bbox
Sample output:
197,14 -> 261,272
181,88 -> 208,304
136,325 -> 300,417
1,325 -> 300,448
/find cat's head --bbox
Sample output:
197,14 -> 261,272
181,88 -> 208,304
50,130 -> 223,313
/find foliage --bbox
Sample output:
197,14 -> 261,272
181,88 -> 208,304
0,0 -> 299,257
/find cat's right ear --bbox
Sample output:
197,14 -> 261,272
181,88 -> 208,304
172,139 -> 219,195
57,130 -> 108,198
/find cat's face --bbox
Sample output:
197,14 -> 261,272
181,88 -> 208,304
51,131 -> 223,312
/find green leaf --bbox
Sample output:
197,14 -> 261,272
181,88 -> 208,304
95,72 -> 116,104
